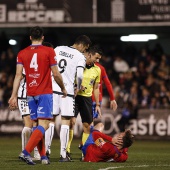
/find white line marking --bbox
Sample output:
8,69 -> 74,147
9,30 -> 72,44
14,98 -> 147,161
98,165 -> 170,170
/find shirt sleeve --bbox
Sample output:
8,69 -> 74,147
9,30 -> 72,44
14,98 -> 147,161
115,148 -> 128,162
92,131 -> 112,142
95,67 -> 101,83
77,55 -> 86,69
76,67 -> 84,90
102,66 -> 115,100
17,51 -> 23,65
49,48 -> 57,66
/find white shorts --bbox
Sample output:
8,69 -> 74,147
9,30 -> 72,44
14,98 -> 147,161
18,98 -> 30,116
53,93 -> 75,117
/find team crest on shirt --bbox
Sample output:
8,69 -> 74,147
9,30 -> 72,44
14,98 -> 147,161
29,79 -> 39,87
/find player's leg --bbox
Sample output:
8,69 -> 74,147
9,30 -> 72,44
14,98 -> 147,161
37,94 -> 53,164
32,120 -> 41,160
22,115 -> 32,150
19,96 -> 38,165
66,117 -> 76,159
77,96 -> 93,161
45,120 -> 55,158
21,94 -> 52,165
69,95 -> 81,153
48,92 -> 60,158
93,122 -> 104,132
36,119 -> 50,164
59,117 -> 70,161
18,99 -> 33,151
59,96 -> 74,162
18,97 -> 40,160
79,96 -> 93,145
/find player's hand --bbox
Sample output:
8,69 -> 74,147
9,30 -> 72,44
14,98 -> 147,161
74,87 -> 79,97
95,106 -> 102,118
110,100 -> 118,111
8,97 -> 18,111
9,104 -> 18,111
112,134 -> 123,146
61,88 -> 67,98
79,85 -> 86,92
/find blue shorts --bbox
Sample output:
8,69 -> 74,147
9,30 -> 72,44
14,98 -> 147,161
92,101 -> 102,119
27,94 -> 53,120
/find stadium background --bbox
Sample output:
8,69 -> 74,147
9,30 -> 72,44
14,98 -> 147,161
0,0 -> 170,141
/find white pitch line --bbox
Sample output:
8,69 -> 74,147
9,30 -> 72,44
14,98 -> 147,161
98,165 -> 170,170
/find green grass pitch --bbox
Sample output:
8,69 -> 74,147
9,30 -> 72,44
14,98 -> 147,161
0,137 -> 170,170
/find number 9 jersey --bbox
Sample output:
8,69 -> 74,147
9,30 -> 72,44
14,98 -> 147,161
53,46 -> 86,95
17,45 -> 57,96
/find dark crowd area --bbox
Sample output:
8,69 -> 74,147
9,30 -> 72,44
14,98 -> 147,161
0,31 -> 170,114
100,43 -> 170,110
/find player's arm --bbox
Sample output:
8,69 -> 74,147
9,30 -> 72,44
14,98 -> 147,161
76,66 -> 84,91
102,67 -> 117,111
8,64 -> 23,110
93,82 -> 102,118
92,131 -> 112,142
51,65 -> 67,97
115,148 -> 128,162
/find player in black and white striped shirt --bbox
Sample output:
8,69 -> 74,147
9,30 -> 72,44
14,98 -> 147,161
52,35 -> 91,161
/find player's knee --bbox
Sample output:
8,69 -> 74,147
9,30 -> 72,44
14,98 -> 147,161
98,122 -> 104,128
83,123 -> 91,132
70,119 -> 76,129
23,115 -> 33,128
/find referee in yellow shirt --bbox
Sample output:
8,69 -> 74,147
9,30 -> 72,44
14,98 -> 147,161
66,45 -> 103,160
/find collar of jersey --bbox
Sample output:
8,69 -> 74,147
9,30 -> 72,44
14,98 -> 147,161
70,46 -> 76,49
30,44 -> 43,46
86,64 -> 94,69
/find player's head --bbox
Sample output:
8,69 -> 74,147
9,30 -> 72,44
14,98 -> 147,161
42,42 -> 54,48
30,26 -> 44,42
122,129 -> 134,148
85,45 -> 102,66
74,35 -> 92,53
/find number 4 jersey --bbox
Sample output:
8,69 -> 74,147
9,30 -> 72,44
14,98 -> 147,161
53,46 -> 86,95
17,45 -> 57,96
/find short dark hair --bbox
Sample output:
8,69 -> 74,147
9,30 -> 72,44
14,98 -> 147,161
87,44 -> 103,56
74,35 -> 91,47
42,42 -> 54,48
30,26 -> 44,40
122,129 -> 134,148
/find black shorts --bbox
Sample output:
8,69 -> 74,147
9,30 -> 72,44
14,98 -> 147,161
75,95 -> 93,124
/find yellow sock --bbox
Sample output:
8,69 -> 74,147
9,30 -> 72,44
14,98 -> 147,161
66,129 -> 73,153
82,132 -> 89,145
